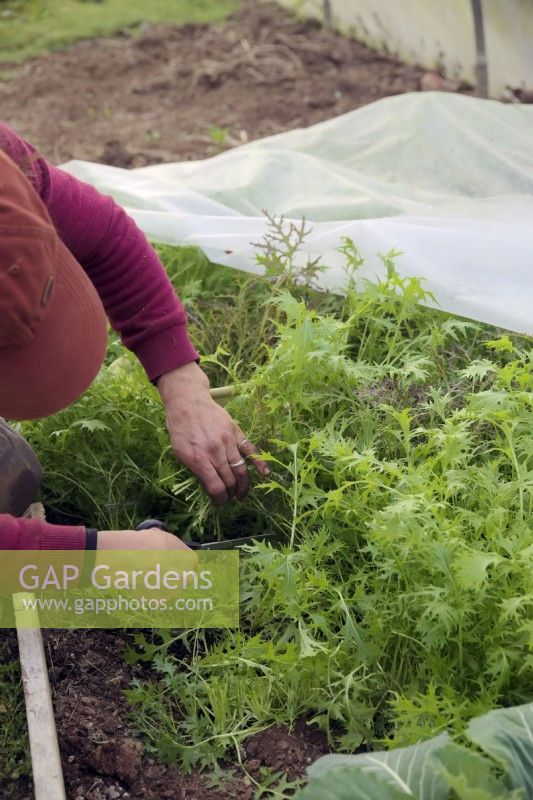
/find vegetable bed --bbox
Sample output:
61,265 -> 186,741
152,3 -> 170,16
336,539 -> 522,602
17,223 -> 533,798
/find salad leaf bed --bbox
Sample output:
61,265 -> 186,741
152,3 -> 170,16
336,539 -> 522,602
22,227 -> 533,783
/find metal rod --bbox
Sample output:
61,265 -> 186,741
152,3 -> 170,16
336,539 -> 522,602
323,0 -> 333,30
471,0 -> 488,97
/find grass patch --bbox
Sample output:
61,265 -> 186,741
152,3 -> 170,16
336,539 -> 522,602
0,637 -> 30,796
0,0 -> 240,64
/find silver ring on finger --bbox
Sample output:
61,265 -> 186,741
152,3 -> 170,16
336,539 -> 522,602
229,458 -> 246,468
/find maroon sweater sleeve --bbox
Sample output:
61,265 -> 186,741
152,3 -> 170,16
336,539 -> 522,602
0,123 -> 199,380
0,515 -> 86,550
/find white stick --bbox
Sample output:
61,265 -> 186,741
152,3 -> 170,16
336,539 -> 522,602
14,503 -> 66,800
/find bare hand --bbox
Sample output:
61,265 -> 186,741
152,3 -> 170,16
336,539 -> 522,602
97,528 -> 191,550
157,362 -> 269,505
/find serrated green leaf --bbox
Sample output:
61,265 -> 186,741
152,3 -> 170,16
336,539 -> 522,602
459,360 -> 497,382
485,336 -> 514,353
455,551 -> 502,591
70,418 -> 111,433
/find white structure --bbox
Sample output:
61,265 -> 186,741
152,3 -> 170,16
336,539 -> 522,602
63,92 -> 533,337
277,0 -> 533,98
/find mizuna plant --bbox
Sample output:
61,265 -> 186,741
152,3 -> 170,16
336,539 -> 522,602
22,224 -> 533,774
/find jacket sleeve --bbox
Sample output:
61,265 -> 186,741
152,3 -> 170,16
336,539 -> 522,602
0,122 -> 199,381
0,515 -> 86,550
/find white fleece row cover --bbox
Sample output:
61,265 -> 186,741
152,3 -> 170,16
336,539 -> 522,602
63,92 -> 533,335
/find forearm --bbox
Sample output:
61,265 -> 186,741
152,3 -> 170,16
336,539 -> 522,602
0,515 -> 86,550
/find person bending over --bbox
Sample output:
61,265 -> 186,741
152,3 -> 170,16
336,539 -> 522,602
0,123 -> 268,551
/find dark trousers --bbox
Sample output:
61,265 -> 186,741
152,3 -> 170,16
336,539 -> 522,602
0,420 -> 42,516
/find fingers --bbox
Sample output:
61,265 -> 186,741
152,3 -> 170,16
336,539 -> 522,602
225,442 -> 250,500
192,456 -> 231,506
182,432 -> 269,504
97,529 -> 192,551
213,452 -> 240,503
166,404 -> 268,505
219,427 -> 269,502
234,428 -> 270,477
184,440 -> 252,505
209,432 -> 254,502
148,528 -> 193,552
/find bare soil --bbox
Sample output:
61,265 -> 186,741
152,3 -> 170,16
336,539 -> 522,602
0,1 -> 433,167
47,630 -> 328,800
1,627 -> 328,799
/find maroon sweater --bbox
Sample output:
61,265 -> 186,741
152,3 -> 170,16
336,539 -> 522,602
0,123 -> 199,549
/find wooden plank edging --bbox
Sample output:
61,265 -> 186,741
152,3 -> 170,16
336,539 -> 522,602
14,502 -> 66,800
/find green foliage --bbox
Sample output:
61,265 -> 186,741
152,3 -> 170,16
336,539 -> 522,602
467,705 -> 533,792
21,224 -> 533,775
20,358 -> 183,530
208,125 -> 229,152
0,640 -> 30,794
132,240 -> 531,766
21,238 -> 331,533
0,0 -> 239,65
300,702 -> 533,800
20,246 -> 263,531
